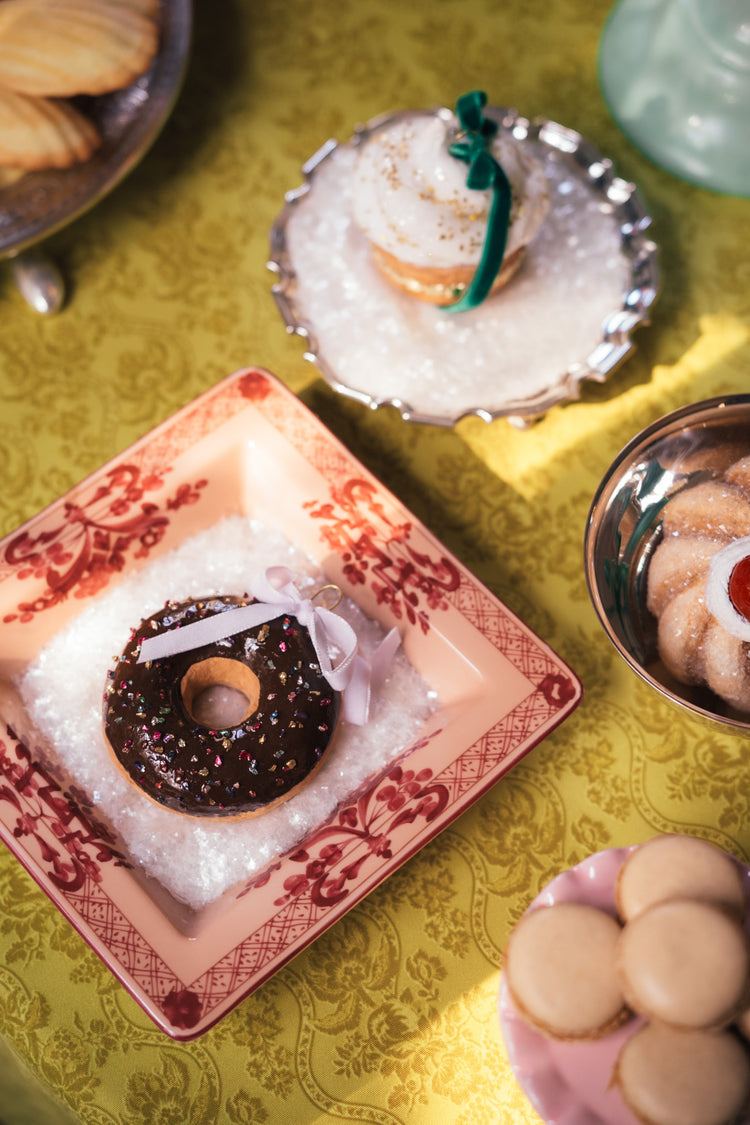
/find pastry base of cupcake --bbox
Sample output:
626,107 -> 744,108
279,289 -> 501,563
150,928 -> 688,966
370,243 -> 525,306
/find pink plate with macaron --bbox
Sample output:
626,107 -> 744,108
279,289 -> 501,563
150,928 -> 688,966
498,844 -> 750,1125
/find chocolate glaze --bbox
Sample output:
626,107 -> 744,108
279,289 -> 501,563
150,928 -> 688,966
103,596 -> 340,817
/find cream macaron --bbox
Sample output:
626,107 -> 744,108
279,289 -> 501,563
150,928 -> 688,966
614,1022 -> 750,1125
617,898 -> 750,1030
504,902 -> 628,1040
615,835 -> 746,923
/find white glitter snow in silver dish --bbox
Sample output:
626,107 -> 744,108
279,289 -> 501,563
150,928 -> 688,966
19,517 -> 437,911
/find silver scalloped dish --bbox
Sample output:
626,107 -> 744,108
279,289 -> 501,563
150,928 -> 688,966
268,107 -> 660,428
0,0 -> 191,259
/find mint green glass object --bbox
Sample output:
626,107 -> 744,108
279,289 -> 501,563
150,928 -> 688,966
441,90 -> 512,313
599,0 -> 750,196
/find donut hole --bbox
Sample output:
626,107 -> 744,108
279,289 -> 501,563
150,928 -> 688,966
181,658 -> 260,729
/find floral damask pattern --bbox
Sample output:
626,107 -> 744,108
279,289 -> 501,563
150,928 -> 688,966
123,1052 -> 218,1125
1,0 -> 749,1121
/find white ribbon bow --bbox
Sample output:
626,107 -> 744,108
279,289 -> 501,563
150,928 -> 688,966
136,566 -> 401,726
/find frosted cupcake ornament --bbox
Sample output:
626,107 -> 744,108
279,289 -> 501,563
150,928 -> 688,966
351,89 -> 550,311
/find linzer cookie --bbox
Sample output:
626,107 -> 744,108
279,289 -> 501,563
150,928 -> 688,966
646,454 -> 750,711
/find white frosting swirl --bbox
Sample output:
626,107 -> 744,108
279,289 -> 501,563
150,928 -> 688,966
351,111 -> 550,269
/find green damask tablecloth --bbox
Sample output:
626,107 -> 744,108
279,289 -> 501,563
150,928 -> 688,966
1,0 -> 749,1122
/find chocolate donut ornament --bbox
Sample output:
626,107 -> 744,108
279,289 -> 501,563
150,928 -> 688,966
103,595 -> 341,817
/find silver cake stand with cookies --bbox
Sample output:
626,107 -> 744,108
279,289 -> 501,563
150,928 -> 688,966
0,0 -> 191,313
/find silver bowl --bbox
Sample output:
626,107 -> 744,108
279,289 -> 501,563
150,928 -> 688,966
585,395 -> 750,733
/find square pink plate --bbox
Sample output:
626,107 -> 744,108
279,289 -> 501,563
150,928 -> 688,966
0,369 -> 581,1039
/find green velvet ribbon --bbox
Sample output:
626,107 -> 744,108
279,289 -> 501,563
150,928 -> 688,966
441,90 -> 512,314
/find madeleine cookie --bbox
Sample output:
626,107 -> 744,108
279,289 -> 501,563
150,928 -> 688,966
0,0 -> 158,97
616,835 -> 746,922
504,902 -> 628,1040
109,0 -> 161,13
614,1023 -> 750,1125
617,898 -> 750,1030
0,87 -> 99,169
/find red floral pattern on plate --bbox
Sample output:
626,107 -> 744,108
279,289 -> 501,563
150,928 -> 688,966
163,988 -> 204,1031
1,466 -> 207,623
274,757 -> 448,909
305,480 -> 460,632
0,730 -> 126,892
